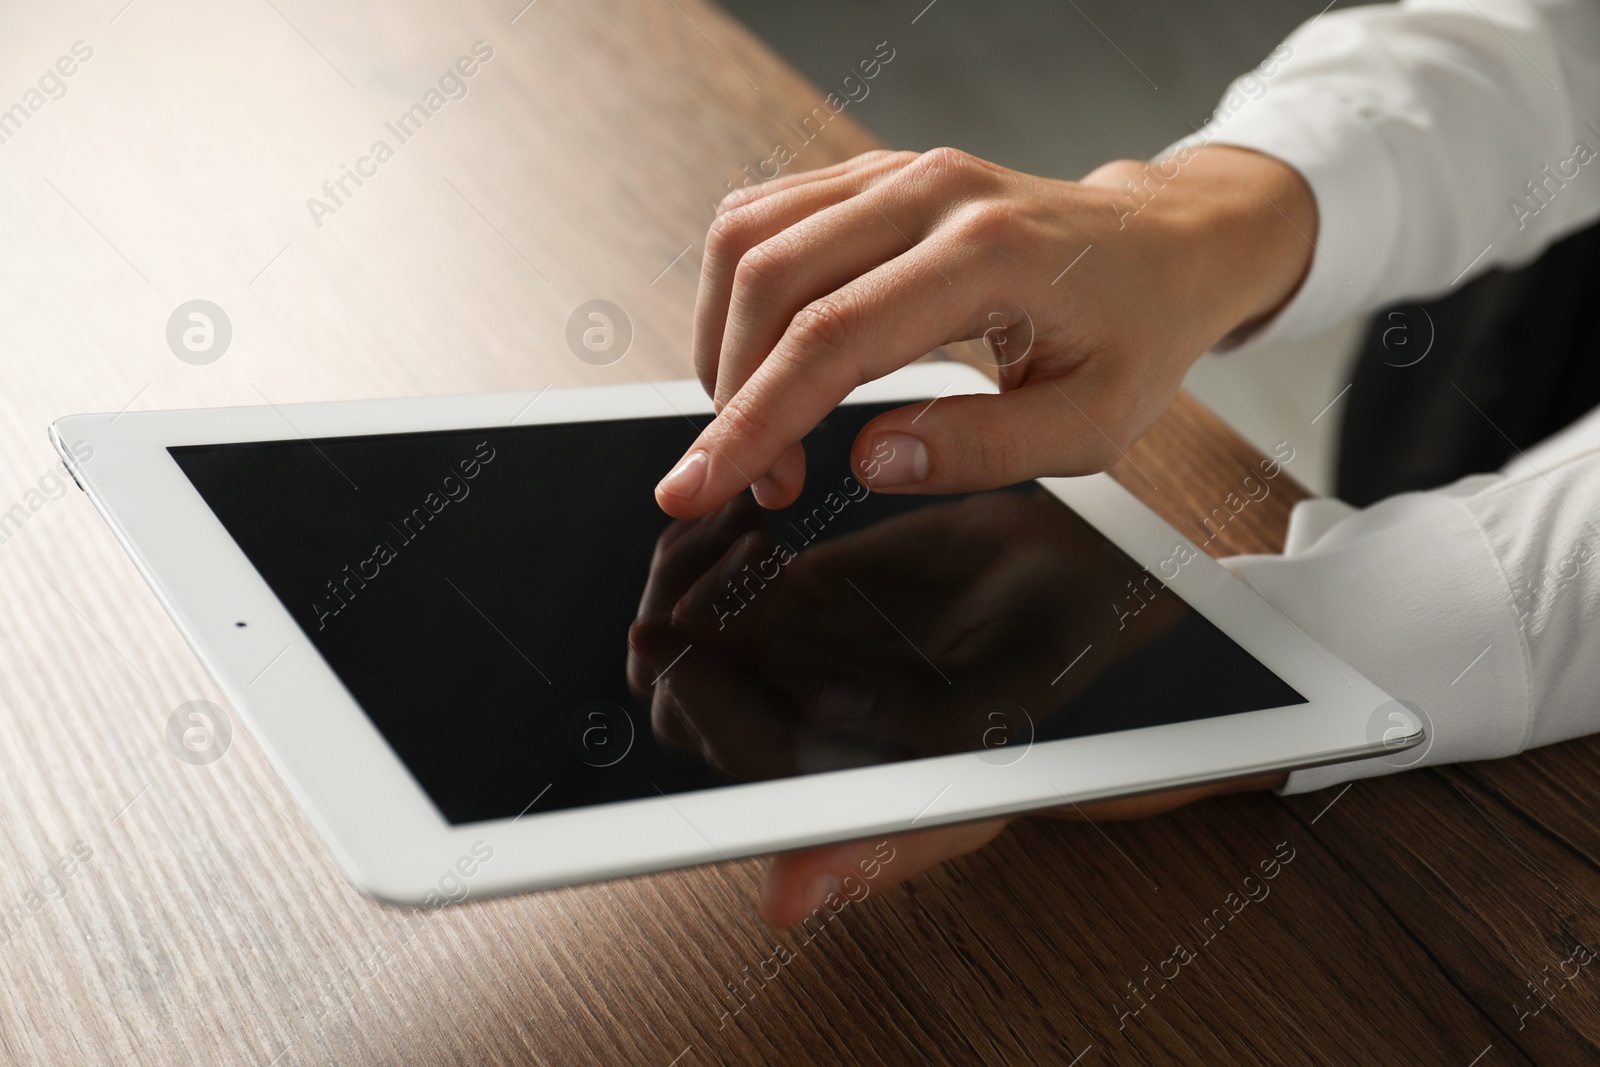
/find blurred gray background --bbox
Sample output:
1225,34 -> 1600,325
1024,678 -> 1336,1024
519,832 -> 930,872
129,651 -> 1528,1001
720,0 -> 1362,495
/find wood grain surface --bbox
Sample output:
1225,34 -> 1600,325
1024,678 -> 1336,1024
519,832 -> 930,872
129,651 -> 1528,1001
0,1 -> 1593,1064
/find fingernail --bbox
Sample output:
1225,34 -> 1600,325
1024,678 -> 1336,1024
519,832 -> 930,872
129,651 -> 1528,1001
658,450 -> 709,500
751,475 -> 779,507
865,433 -> 929,488
800,873 -> 842,915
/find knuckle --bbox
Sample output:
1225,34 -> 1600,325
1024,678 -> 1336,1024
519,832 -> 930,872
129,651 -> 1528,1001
953,199 -> 1017,241
869,150 -> 920,175
715,186 -> 762,216
706,205 -> 760,263
714,395 -> 773,446
913,146 -> 981,182
732,238 -> 789,298
788,298 -> 855,356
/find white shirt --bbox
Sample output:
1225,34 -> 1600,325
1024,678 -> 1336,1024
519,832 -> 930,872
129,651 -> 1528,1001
1164,0 -> 1600,792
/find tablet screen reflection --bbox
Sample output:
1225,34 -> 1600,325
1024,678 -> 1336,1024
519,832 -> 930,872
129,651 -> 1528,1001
626,489 -> 1299,780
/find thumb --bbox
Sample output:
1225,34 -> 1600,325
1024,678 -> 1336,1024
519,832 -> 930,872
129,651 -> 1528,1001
848,378 -> 1137,494
759,818 -> 1010,928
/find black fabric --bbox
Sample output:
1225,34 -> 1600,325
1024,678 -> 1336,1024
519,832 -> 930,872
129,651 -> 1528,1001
1337,220 -> 1600,507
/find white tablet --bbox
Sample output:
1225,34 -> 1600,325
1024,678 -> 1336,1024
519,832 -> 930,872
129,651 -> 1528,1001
52,363 -> 1417,906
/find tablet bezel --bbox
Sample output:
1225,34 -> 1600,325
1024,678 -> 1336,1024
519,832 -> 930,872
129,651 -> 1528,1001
52,363 -> 1414,905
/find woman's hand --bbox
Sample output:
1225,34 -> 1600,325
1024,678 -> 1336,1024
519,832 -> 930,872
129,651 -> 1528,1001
646,143 -> 1313,924
654,144 -> 1316,517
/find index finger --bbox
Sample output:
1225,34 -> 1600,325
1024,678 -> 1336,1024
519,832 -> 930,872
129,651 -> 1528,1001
655,247 -> 975,518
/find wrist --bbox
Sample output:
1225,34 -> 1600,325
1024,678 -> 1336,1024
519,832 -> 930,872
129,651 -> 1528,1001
1081,146 -> 1316,347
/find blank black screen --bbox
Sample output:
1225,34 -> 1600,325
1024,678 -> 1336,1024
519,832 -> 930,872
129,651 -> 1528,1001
169,401 -> 1303,824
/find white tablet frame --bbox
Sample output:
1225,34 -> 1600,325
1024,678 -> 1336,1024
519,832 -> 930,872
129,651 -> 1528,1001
52,363 -> 1415,906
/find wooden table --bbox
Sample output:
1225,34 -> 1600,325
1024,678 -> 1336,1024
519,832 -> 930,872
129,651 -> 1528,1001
1,1 -> 1594,1063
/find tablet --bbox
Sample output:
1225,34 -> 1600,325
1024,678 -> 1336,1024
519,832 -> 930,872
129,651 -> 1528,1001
52,363 -> 1416,905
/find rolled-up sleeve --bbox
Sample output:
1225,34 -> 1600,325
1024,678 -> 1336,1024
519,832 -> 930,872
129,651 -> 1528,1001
1163,0 -> 1600,347
1224,406 -> 1600,793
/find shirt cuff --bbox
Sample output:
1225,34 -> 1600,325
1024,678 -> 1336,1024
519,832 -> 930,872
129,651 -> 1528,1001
1219,484 -> 1531,795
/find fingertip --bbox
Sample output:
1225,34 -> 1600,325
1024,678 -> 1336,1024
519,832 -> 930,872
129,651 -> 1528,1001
854,385 -> 1089,494
627,611 -> 677,661
758,839 -> 884,927
649,676 -> 696,752
654,488 -> 694,518
750,476 -> 783,508
655,449 -> 711,516
657,441 -> 779,518
757,867 -> 790,927
758,820 -> 1011,925
761,854 -> 840,928
750,442 -> 806,509
851,427 -> 930,492
628,611 -> 673,678
757,869 -> 790,927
